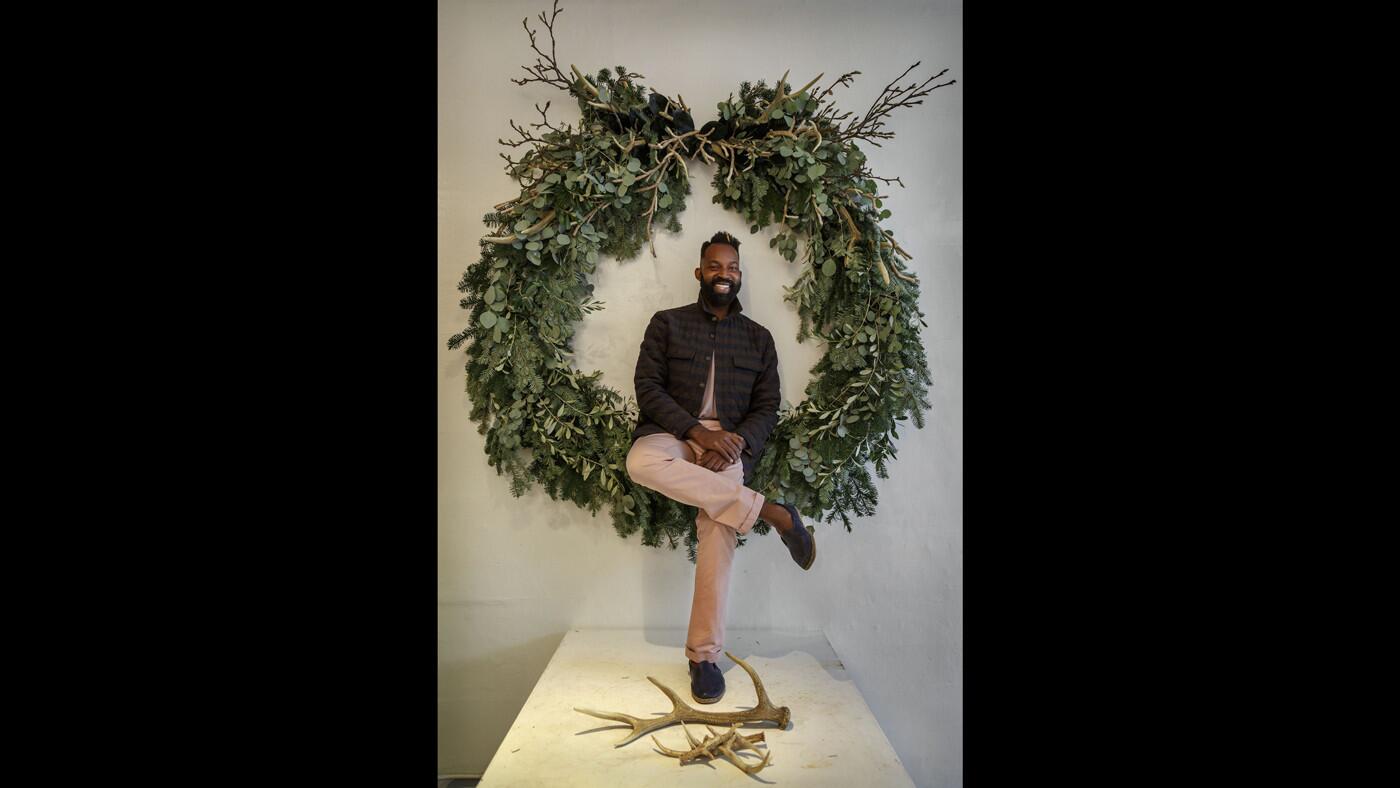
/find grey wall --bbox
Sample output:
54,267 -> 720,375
439,0 -> 961,784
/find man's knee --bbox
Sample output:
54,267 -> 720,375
625,441 -> 660,484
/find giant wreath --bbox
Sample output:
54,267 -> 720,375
448,2 -> 955,558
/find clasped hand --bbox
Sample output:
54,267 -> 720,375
689,425 -> 745,470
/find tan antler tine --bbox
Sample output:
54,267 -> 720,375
576,655 -> 791,747
651,733 -> 690,759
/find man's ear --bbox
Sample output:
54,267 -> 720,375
694,267 -> 702,282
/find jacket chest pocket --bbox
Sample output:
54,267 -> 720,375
667,349 -> 698,393
730,353 -> 764,407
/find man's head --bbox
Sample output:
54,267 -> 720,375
696,230 -> 742,308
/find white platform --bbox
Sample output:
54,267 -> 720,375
478,627 -> 915,786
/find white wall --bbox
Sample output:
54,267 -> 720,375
439,0 -> 961,784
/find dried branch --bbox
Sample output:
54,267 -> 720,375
836,203 -> 862,254
815,70 -> 860,103
840,61 -> 956,145
482,210 -> 556,244
529,101 -> 566,134
574,651 -> 792,747
509,0 -> 574,93
856,168 -> 906,189
498,118 -> 552,149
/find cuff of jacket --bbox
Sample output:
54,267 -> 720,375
672,417 -> 702,441
733,424 -> 762,458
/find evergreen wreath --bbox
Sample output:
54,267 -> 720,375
448,1 -> 955,559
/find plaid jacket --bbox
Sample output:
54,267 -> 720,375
631,296 -> 781,484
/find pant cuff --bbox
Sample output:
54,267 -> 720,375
735,490 -> 765,535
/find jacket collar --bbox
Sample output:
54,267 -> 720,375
696,292 -> 743,320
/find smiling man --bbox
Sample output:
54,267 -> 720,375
625,230 -> 816,705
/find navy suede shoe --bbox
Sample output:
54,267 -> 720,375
688,659 -> 725,704
778,503 -> 816,570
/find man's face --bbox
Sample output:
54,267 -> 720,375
695,243 -> 742,307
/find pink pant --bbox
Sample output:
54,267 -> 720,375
624,419 -> 766,664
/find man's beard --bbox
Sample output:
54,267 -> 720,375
700,277 -> 741,307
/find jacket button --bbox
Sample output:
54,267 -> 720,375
709,333 -> 715,339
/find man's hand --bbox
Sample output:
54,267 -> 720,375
686,425 -> 746,464
694,451 -> 730,472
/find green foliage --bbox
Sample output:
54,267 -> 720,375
451,7 -> 943,559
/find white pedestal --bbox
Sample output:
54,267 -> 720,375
478,627 -> 915,786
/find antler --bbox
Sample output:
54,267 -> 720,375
574,651 -> 791,747
651,723 -> 773,775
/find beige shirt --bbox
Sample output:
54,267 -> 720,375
698,357 -> 718,420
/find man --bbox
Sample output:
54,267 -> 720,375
625,230 -> 816,705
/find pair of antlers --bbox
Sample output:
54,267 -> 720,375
574,651 -> 791,747
654,722 -> 772,775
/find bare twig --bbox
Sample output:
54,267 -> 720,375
816,70 -> 860,102
529,101 -> 565,134
840,61 -> 955,145
498,118 -> 557,149
509,0 -> 574,94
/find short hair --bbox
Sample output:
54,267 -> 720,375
700,230 -> 741,259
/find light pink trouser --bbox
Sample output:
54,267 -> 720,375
624,419 -> 765,664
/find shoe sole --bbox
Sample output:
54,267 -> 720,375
691,691 -> 724,704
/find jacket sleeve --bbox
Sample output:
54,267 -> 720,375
733,328 -> 780,464
634,312 -> 702,440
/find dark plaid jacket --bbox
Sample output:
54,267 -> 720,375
631,296 -> 780,484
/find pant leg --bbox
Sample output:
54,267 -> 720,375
685,457 -> 746,663
625,425 -> 764,535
